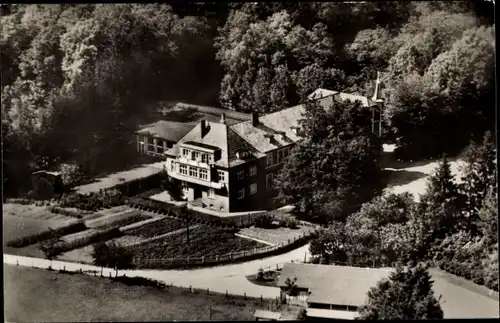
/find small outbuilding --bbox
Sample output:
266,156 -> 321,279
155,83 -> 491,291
253,310 -> 282,321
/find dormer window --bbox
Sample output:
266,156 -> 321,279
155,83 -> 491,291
236,151 -> 250,159
192,151 -> 200,161
182,148 -> 190,157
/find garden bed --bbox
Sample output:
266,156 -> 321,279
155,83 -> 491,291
125,217 -> 186,238
129,226 -> 265,262
84,209 -> 150,230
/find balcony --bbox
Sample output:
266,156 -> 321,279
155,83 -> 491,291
168,170 -> 225,189
177,156 -> 212,169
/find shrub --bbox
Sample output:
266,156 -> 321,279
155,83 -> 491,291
255,215 -> 274,228
279,218 -> 299,229
34,178 -> 54,200
91,240 -> 133,269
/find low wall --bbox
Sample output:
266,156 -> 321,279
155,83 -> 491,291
132,229 -> 317,270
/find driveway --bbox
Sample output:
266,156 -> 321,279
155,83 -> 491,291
4,244 -> 310,299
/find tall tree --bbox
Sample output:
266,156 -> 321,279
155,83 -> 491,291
275,99 -> 382,224
459,131 -> 497,231
358,264 -> 444,320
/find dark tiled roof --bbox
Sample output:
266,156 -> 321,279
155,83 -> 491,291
136,121 -> 194,142
277,263 -> 392,307
230,105 -> 305,153
165,121 -> 265,168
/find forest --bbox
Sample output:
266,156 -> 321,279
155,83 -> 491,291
1,2 -> 495,197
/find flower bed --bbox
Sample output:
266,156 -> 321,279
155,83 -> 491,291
129,226 -> 264,262
125,217 -> 186,238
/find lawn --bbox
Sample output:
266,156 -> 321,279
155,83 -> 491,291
3,203 -> 72,222
239,226 -> 311,246
4,264 -> 272,322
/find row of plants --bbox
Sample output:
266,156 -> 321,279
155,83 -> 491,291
59,190 -> 125,211
6,221 -> 87,248
49,206 -> 84,219
55,227 -> 123,254
129,226 -> 263,262
85,210 -> 150,230
126,217 -> 186,238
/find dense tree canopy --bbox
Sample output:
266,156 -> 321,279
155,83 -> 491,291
275,99 -> 382,224
1,4 -> 219,195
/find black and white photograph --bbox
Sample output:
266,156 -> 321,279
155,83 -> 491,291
2,1 -> 498,321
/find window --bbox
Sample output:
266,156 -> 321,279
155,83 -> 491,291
217,170 -> 225,182
237,188 -> 245,199
283,147 -> 289,158
156,145 -> 164,154
148,142 -> 155,152
171,162 -> 175,172
273,151 -> 278,164
182,148 -> 190,157
266,173 -> 274,189
249,183 -> 257,195
179,164 -> 188,175
201,153 -> 209,163
189,166 -> 198,177
266,154 -> 273,167
277,149 -> 284,163
237,170 -> 244,180
192,151 -> 200,161
208,188 -> 215,199
199,168 -> 208,180
249,165 -> 257,176
139,142 -> 145,153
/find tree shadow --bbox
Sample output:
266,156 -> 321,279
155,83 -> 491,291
381,169 -> 428,189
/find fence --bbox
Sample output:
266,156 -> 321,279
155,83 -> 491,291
132,228 -> 317,269
21,259 -> 284,303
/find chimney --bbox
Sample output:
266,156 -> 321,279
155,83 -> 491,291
220,113 -> 226,125
264,133 -> 273,143
200,120 -> 208,138
251,111 -> 259,127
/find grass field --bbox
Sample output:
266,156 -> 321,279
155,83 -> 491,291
4,265 -> 273,322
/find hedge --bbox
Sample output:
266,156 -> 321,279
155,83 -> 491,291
6,220 -> 87,248
55,227 -> 123,253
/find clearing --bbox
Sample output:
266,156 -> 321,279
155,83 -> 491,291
381,144 -> 465,201
4,264 -> 277,322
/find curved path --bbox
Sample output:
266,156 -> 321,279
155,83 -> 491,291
4,243 -> 311,299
